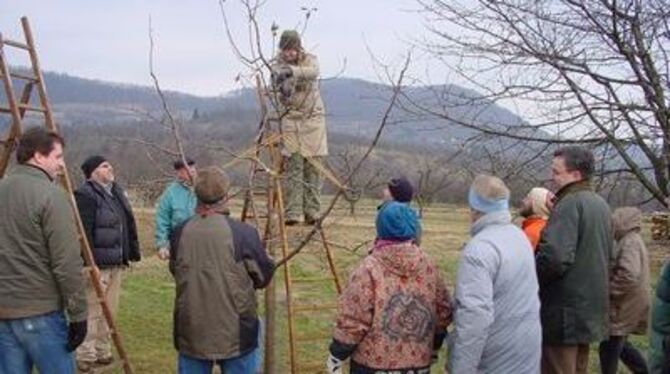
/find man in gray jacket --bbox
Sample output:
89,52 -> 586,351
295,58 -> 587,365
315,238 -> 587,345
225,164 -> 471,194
448,174 -> 541,373
0,127 -> 88,373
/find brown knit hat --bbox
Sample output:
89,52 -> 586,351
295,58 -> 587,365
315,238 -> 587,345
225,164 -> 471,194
279,30 -> 301,50
195,166 -> 230,204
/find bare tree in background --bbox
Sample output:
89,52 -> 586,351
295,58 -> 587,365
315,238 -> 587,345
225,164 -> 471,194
414,0 -> 670,205
413,152 -> 465,217
332,145 -> 388,216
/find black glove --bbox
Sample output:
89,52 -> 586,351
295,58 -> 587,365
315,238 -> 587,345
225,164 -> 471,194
66,320 -> 88,352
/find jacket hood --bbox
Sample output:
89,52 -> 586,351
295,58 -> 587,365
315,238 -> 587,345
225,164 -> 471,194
612,207 -> 642,239
371,241 -> 425,277
527,187 -> 551,219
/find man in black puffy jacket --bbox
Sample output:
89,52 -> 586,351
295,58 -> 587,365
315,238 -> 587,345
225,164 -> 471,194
74,155 -> 140,372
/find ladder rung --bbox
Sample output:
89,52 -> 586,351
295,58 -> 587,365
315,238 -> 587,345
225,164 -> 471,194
292,277 -> 336,283
18,103 -> 46,113
3,39 -> 30,51
292,303 -> 338,313
0,104 -> 45,114
10,71 -> 38,82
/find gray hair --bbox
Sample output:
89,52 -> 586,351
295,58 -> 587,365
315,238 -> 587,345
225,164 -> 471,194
471,174 -> 510,201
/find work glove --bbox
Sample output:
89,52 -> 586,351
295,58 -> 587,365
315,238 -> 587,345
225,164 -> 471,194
326,353 -> 343,374
158,247 -> 170,260
66,320 -> 88,352
272,65 -> 293,84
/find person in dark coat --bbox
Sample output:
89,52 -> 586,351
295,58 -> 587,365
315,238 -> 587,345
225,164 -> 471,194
169,166 -> 274,374
74,155 -> 140,372
536,146 -> 613,374
0,128 -> 88,373
650,198 -> 670,374
599,207 -> 650,374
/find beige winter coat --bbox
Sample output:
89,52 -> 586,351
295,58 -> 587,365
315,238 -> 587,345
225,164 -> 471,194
609,207 -> 650,336
275,53 -> 328,157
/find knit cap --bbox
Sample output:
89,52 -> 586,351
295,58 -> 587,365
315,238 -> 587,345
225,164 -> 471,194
81,155 -> 107,179
376,201 -> 419,241
388,177 -> 414,203
279,30 -> 301,50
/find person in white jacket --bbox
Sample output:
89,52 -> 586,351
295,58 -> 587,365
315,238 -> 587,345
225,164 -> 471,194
448,175 -> 542,373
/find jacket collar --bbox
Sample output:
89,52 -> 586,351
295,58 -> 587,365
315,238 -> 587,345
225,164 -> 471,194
195,203 -> 230,217
471,210 -> 512,236
17,164 -> 54,182
555,179 -> 592,203
87,180 -> 114,195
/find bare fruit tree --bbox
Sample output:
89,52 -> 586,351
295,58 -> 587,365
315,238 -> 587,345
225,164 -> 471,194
332,145 -> 388,216
413,151 -> 466,217
414,0 -> 670,205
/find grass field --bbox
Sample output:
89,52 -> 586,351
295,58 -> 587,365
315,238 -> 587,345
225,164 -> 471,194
113,198 -> 668,373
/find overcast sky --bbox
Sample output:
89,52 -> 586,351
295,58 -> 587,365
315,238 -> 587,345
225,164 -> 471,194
0,0 -> 444,96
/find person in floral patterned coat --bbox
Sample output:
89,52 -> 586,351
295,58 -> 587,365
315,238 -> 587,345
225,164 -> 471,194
326,201 -> 452,374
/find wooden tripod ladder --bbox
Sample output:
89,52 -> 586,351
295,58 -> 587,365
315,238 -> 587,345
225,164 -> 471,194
0,17 -> 133,374
240,79 -> 343,373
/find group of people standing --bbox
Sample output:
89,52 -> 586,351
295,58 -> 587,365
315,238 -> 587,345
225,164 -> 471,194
325,145 -> 670,374
1,30 -> 670,374
0,126 -> 274,373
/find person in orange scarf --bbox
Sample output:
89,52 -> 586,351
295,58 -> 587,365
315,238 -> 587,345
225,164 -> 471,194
519,187 -> 554,251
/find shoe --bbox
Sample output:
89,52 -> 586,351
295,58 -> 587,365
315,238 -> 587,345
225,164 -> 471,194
285,218 -> 299,226
77,360 -> 95,373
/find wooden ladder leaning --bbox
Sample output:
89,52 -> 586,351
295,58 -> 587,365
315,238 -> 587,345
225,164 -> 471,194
240,78 -> 343,373
0,16 -> 133,374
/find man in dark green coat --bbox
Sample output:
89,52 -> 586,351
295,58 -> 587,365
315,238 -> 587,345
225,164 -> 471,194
0,127 -> 88,373
650,198 -> 670,374
537,146 -> 613,374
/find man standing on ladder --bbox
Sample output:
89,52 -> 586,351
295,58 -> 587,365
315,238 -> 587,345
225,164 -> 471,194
0,128 -> 88,373
272,30 -> 328,226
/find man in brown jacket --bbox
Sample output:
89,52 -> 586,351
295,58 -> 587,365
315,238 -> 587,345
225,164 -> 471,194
169,166 -> 274,374
599,207 -> 650,374
0,127 -> 88,373
272,30 -> 328,226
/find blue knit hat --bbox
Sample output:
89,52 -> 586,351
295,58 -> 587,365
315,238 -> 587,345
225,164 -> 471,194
376,201 -> 418,241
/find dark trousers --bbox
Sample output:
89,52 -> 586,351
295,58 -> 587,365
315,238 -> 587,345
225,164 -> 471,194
599,336 -> 648,374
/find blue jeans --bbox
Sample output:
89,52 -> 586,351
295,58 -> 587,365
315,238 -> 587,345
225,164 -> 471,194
178,348 -> 260,374
0,311 -> 75,374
